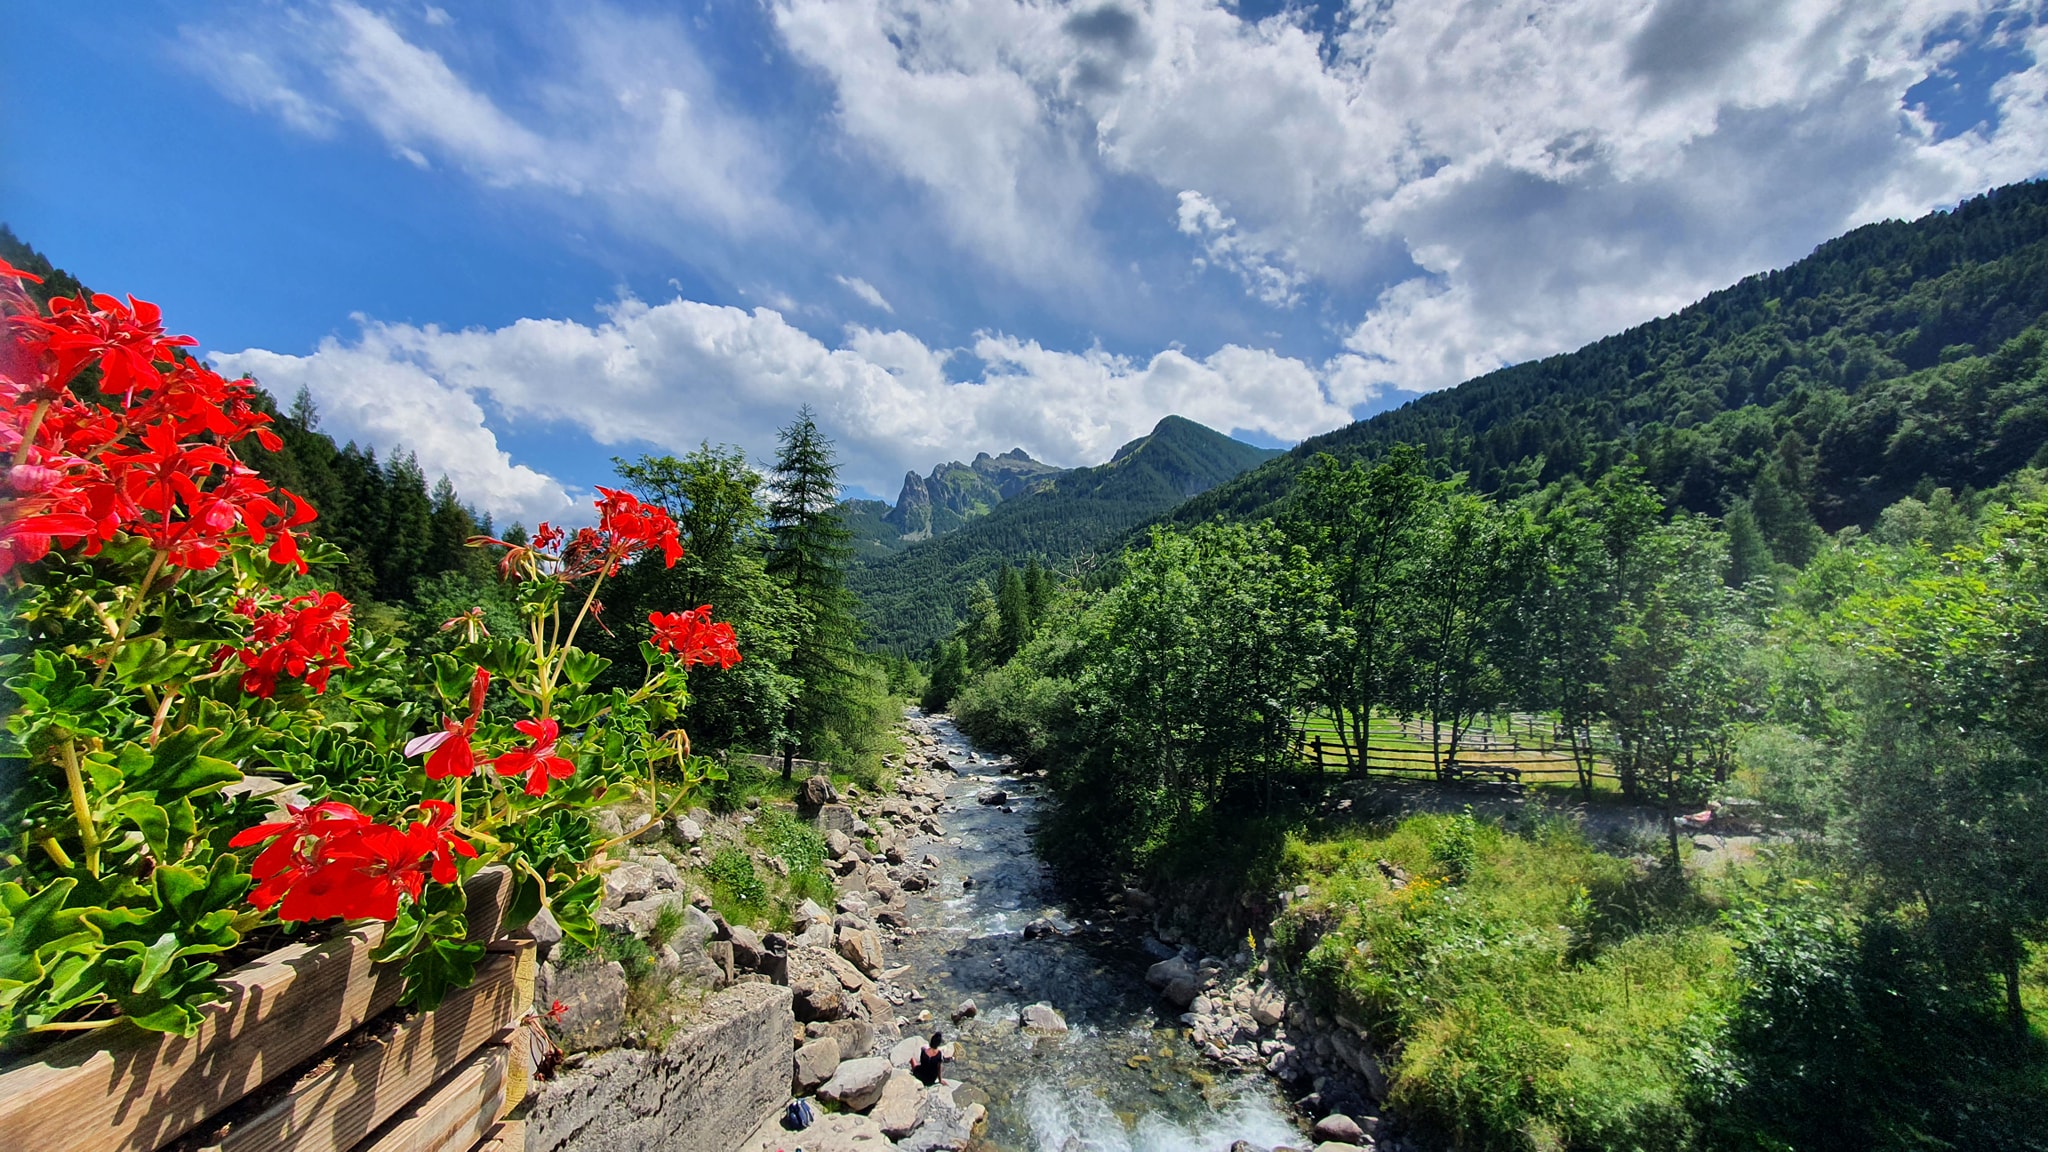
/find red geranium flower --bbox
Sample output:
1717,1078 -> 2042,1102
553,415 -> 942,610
406,668 -> 491,779
227,591 -> 352,698
648,605 -> 741,669
231,799 -> 474,922
494,717 -> 576,796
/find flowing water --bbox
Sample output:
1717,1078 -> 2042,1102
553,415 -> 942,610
893,713 -> 1306,1152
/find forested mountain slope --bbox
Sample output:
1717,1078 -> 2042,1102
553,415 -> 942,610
1173,180 -> 2048,542
849,415 -> 1281,650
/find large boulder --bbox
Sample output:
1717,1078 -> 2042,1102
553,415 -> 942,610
728,924 -> 766,970
814,1015 -> 875,1061
872,1069 -> 926,1138
1146,955 -> 1193,989
896,1087 -> 984,1152
1020,1002 -> 1068,1035
817,1055 -> 892,1112
800,774 -> 840,808
794,1036 -> 842,1093
1312,1114 -> 1366,1145
837,925 -> 886,976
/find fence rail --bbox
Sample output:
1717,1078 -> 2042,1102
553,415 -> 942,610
1296,711 -> 1630,786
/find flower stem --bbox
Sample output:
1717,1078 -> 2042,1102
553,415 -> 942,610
57,740 -> 99,875
94,548 -> 168,687
9,399 -> 50,468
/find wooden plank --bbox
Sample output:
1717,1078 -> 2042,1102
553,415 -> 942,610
197,943 -> 528,1152
0,868 -> 515,1152
469,1121 -> 523,1152
349,1037 -> 511,1152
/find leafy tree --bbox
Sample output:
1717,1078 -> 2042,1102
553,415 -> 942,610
1281,446 -> 1431,772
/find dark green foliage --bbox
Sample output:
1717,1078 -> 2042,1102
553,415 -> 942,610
849,416 -> 1283,650
1175,180 -> 2048,534
922,639 -> 970,713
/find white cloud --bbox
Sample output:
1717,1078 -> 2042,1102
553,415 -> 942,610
211,295 -> 1355,509
770,0 -> 2048,392
1174,190 -> 1306,307
210,340 -> 578,526
185,1 -> 784,237
836,275 -> 895,313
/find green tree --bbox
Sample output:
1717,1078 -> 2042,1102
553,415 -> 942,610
1281,446 -> 1431,773
995,562 -> 1031,662
765,408 -> 863,774
923,639 -> 971,712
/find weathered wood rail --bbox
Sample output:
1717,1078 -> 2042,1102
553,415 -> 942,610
0,868 -> 534,1152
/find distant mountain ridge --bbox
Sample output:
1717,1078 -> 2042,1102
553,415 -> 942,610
848,416 -> 1283,650
1155,178 -> 2048,567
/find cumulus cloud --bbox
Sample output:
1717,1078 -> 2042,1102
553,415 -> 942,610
210,294 -> 1355,513
836,275 -> 895,313
182,1 -> 784,237
771,0 -> 2048,392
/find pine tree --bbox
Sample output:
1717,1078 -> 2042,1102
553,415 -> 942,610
1023,557 -> 1052,628
995,563 -> 1030,661
377,452 -> 435,601
766,407 -> 861,771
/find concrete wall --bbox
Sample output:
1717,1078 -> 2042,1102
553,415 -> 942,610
524,982 -> 794,1152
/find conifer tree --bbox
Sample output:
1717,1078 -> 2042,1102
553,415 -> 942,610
766,407 -> 861,772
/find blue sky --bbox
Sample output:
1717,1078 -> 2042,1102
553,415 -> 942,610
5,0 -> 2045,521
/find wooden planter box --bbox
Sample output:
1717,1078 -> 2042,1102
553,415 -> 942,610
0,868 -> 531,1152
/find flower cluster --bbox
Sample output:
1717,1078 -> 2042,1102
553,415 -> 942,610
226,591 -> 354,697
649,605 -> 742,668
473,486 -> 681,583
406,668 -> 491,780
0,258 -> 315,575
230,800 -> 475,923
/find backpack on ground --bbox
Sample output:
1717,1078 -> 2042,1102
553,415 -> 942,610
784,1097 -> 817,1130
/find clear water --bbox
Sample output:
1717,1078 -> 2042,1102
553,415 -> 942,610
891,715 -> 1306,1151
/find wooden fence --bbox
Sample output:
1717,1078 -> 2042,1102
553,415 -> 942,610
1297,712 -> 1630,788
0,868 -> 534,1152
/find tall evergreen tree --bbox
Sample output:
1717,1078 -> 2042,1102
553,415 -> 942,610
765,407 -> 862,772
995,562 -> 1030,662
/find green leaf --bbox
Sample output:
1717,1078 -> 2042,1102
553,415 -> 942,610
560,648 -> 611,688
131,932 -> 180,995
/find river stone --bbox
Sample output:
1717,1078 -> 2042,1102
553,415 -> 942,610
818,1055 -> 892,1111
794,977 -> 848,1022
794,1036 -> 842,1093
839,922 -> 888,967
1020,1002 -> 1068,1034
1313,1114 -> 1366,1144
798,922 -> 835,950
795,897 -> 830,926
951,998 -> 977,1023
548,959 -> 627,1051
976,788 -> 1007,805
1146,955 -> 1193,989
801,774 -> 840,807
897,1090 -> 982,1152
872,1069 -> 925,1138
674,816 -> 703,844
889,1035 -> 924,1067
826,828 -> 853,858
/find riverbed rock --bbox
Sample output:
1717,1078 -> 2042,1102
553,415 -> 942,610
976,788 -> 1007,805
729,924 -> 765,970
838,925 -> 886,975
872,1069 -> 925,1138
951,998 -> 977,1023
1022,918 -> 1056,940
1020,1001 -> 1069,1034
816,1015 -> 875,1060
817,803 -> 858,837
897,1089 -> 983,1152
826,828 -> 853,857
673,815 -> 703,844
794,1036 -> 842,1093
1313,1113 -> 1367,1144
818,1055 -> 893,1111
1147,955 -> 1193,989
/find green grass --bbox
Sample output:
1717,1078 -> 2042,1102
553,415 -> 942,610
1276,813 -> 1736,1152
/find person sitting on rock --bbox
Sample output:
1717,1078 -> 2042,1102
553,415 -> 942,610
914,1030 -> 945,1086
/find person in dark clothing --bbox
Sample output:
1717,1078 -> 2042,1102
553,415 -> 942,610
913,1031 -> 944,1086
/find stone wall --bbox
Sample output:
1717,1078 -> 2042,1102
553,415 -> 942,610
524,982 -> 794,1152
